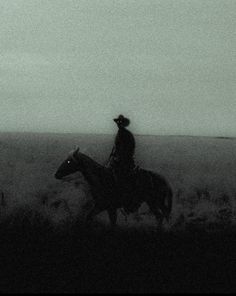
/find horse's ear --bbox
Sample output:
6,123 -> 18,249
74,146 -> 80,154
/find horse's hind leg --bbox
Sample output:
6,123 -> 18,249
152,208 -> 164,229
156,213 -> 164,229
147,200 -> 164,229
107,208 -> 117,229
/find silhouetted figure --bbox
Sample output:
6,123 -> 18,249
108,114 -> 135,172
108,115 -> 137,211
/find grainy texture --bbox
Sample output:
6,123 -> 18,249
0,132 -> 235,292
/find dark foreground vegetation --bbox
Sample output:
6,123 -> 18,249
0,209 -> 235,293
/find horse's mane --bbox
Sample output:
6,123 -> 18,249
75,151 -> 107,171
73,151 -> 115,190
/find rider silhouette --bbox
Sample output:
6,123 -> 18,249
108,115 -> 138,212
109,114 -> 135,173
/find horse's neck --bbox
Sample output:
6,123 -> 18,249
78,153 -> 104,186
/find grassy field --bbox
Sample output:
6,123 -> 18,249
0,132 -> 236,292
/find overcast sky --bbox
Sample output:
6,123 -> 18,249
0,0 -> 235,136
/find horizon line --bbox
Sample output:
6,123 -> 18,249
0,130 -> 235,140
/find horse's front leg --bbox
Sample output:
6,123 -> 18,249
86,205 -> 102,226
107,207 -> 117,229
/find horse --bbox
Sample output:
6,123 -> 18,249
55,147 -> 173,228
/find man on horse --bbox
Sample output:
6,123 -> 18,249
107,115 -> 139,213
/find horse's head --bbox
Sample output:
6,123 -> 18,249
55,146 -> 80,180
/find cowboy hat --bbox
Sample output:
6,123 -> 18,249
113,114 -> 130,127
